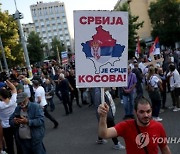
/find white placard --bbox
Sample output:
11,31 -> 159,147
74,11 -> 128,88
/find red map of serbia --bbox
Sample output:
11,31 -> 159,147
81,25 -> 125,74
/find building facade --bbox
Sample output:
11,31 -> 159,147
114,0 -> 155,42
22,23 -> 35,40
30,1 -> 72,53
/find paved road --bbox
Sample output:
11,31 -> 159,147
44,91 -> 180,154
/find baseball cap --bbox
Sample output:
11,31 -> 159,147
16,92 -> 28,104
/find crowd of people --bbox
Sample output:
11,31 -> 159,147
0,48 -> 179,153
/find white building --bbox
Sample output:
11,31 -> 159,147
30,1 -> 72,52
22,23 -> 35,40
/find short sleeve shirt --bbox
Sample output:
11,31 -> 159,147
0,93 -> 17,128
34,86 -> 47,107
114,120 -> 167,154
149,75 -> 160,88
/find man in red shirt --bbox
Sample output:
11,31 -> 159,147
98,96 -> 171,154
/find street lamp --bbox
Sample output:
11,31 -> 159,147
12,0 -> 32,78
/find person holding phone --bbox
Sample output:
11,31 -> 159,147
9,92 -> 46,154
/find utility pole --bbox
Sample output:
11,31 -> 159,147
56,46 -> 61,64
0,35 -> 9,74
12,0 -> 32,78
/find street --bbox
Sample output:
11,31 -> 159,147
44,91 -> 180,154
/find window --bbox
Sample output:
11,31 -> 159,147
44,39 -> 47,43
56,14 -> 60,17
48,33 -> 52,36
61,12 -> 65,17
42,33 -> 47,37
34,20 -> 39,27
58,24 -> 62,29
32,9 -> 36,16
54,32 -> 57,35
60,36 -> 64,41
33,16 -> 37,20
63,19 -> 66,23
51,20 -> 56,24
57,20 -> 61,24
63,24 -> 67,28
39,16 -> 44,20
53,25 -> 56,30
43,7 -> 48,15
55,6 -> 59,13
49,7 -> 53,13
65,35 -> 69,40
47,26 -> 51,31
41,21 -> 44,26
64,30 -> 68,34
66,41 -> 70,46
38,8 -> 42,15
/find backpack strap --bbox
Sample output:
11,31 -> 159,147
134,120 -> 149,154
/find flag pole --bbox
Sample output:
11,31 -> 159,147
101,87 -> 105,104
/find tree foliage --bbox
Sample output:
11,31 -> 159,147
0,8 -> 24,68
27,31 -> 44,64
51,37 -> 65,60
148,0 -> 180,47
114,3 -> 144,59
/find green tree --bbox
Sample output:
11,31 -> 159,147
148,0 -> 180,47
0,8 -> 24,67
27,31 -> 44,64
51,37 -> 65,62
114,3 -> 144,59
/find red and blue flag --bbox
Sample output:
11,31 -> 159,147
149,37 -> 160,55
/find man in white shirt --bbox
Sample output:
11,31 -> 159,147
167,63 -> 180,111
32,80 -> 59,128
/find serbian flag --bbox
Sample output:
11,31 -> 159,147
149,37 -> 160,55
135,37 -> 141,58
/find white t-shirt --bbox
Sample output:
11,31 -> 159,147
23,85 -> 31,98
138,62 -> 146,74
129,63 -> 134,69
34,86 -> 47,107
167,69 -> 180,90
149,75 -> 160,88
0,93 -> 17,128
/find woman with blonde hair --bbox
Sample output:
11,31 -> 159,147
146,66 -> 163,121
